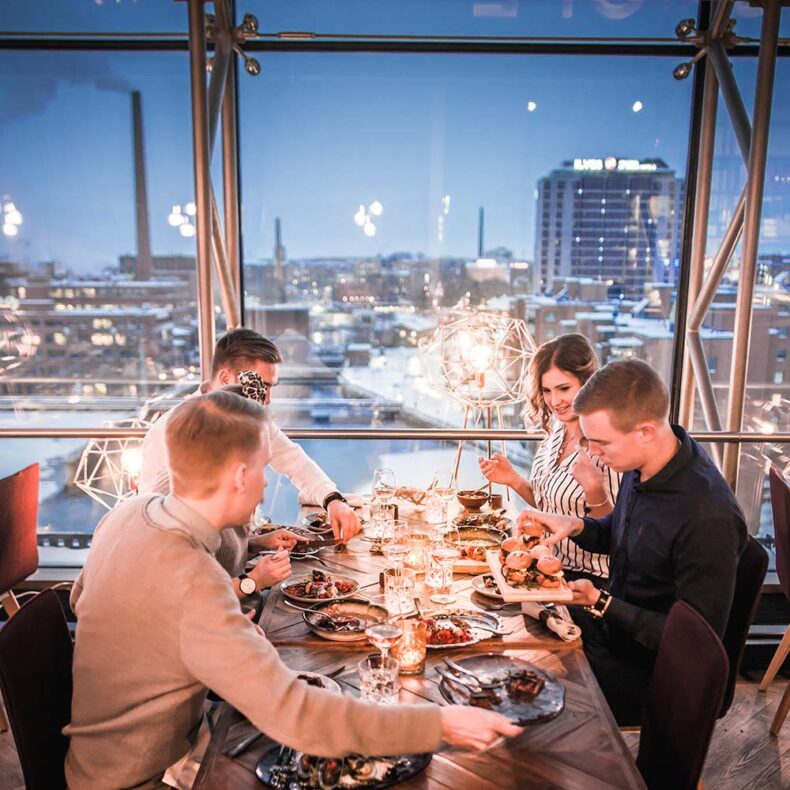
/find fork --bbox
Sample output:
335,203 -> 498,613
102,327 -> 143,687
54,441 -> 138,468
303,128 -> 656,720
435,667 -> 497,700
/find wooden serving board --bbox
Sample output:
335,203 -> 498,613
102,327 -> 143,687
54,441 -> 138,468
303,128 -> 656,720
485,550 -> 574,603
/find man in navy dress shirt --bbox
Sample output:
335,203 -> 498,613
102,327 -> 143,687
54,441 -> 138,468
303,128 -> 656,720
521,359 -> 747,725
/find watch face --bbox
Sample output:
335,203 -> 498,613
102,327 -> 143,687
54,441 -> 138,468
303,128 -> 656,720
240,577 -> 256,595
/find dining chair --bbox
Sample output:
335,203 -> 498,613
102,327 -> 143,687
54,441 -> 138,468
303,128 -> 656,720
0,462 -> 40,732
719,535 -> 768,717
637,600 -> 728,790
0,589 -> 73,790
761,467 -> 790,734
0,463 -> 40,618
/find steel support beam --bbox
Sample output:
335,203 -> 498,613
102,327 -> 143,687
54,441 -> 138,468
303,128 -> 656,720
187,0 -> 215,379
723,0 -> 782,488
679,63 -> 719,428
222,53 -> 242,311
708,39 -> 753,160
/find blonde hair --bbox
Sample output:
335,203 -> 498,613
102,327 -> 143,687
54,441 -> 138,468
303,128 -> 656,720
165,390 -> 268,498
526,333 -> 599,433
573,359 -> 669,432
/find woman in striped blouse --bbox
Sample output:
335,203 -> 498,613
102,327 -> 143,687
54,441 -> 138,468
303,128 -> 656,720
479,333 -> 620,585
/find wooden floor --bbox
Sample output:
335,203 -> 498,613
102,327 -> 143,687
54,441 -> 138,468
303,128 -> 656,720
1,673 -> 788,789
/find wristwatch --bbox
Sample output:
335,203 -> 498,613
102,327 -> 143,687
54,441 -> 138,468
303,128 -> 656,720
238,573 -> 257,596
585,589 -> 611,619
322,491 -> 348,511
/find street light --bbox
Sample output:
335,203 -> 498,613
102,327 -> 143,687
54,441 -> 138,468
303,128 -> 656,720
167,202 -> 197,238
2,198 -> 23,237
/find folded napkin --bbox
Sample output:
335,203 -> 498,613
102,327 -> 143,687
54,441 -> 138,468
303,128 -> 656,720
521,601 -> 582,643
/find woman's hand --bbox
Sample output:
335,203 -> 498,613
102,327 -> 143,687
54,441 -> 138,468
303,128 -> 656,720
478,453 -> 518,487
248,549 -> 292,589
569,447 -> 606,498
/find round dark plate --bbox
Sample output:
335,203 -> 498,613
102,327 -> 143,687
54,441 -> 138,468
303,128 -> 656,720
437,653 -> 565,725
255,748 -> 431,789
303,598 -> 389,642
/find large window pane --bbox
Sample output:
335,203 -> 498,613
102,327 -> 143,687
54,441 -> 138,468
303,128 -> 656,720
0,51 -> 204,419
240,52 -> 691,429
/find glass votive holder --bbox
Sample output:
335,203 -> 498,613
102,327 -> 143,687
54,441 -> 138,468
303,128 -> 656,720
391,619 -> 428,675
383,567 -> 416,617
358,654 -> 400,704
405,531 -> 431,573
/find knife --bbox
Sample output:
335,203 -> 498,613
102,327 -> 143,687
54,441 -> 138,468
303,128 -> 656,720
294,537 -> 344,552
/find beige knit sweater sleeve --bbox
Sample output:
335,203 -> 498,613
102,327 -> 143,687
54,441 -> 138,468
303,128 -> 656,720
179,575 -> 444,758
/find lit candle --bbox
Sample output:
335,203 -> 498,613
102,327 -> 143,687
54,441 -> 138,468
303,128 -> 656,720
405,533 -> 431,573
391,619 -> 428,675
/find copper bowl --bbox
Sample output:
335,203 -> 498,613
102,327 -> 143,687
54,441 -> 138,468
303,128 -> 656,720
456,489 -> 489,510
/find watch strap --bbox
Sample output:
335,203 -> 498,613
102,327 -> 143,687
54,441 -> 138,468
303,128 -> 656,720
322,491 -> 348,510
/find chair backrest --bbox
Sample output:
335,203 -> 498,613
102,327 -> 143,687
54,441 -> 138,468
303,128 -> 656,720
720,535 -> 768,716
0,589 -> 73,790
637,600 -> 728,790
0,463 -> 40,594
769,466 -> 790,602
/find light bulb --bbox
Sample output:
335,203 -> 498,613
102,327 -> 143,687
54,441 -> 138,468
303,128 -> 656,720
354,206 -> 367,226
185,202 -> 197,216
179,223 -> 196,238
363,221 -> 376,237
369,200 -> 383,217
2,223 -> 18,236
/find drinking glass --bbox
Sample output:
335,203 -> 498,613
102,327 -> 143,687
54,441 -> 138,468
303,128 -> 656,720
358,654 -> 400,704
431,469 -> 456,528
383,567 -> 416,616
429,540 -> 460,605
380,519 -> 410,570
372,468 -> 396,505
364,594 -> 403,661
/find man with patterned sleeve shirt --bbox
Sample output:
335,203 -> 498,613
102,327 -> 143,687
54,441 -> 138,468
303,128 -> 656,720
520,359 -> 747,725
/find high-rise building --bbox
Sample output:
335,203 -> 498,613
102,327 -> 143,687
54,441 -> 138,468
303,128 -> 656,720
535,157 -> 684,298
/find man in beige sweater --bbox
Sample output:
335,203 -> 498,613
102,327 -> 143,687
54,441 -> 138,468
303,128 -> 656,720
65,391 -> 521,789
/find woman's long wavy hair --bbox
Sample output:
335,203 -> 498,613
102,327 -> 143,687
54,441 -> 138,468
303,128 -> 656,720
525,333 -> 599,434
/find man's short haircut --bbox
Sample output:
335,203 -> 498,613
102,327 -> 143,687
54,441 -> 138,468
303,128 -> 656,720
573,359 -> 669,432
211,328 -> 283,378
165,390 -> 268,497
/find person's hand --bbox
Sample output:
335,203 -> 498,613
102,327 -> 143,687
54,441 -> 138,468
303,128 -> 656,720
327,500 -> 361,542
517,509 -> 583,546
567,579 -> 600,607
254,529 -> 308,552
478,453 -> 517,487
440,706 -> 523,750
570,447 -> 606,497
249,549 -> 291,589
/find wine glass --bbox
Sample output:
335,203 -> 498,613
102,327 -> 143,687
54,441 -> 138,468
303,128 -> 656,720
430,469 -> 456,529
429,538 -> 460,606
373,468 -> 396,505
380,519 -> 410,571
364,594 -> 403,661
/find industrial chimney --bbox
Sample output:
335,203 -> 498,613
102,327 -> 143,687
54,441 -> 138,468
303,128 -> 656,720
131,91 -> 153,281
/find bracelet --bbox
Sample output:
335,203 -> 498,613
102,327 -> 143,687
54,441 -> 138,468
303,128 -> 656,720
584,589 -> 612,619
583,495 -> 609,514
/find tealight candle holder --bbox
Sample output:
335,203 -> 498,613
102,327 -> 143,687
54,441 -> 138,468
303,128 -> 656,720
391,618 -> 428,675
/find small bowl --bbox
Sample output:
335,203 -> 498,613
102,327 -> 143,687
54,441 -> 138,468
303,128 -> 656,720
456,490 -> 489,510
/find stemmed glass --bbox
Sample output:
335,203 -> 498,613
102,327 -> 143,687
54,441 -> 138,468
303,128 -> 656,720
429,525 -> 460,606
380,519 -> 410,572
430,469 -> 456,529
364,594 -> 403,662
372,468 -> 396,505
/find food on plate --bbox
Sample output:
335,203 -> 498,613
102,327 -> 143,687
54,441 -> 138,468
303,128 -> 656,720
424,615 -> 474,646
498,532 -> 564,590
283,570 -> 356,600
310,607 -> 365,632
505,669 -> 545,701
453,511 -> 511,532
483,575 -> 501,593
456,489 -> 489,510
457,539 -> 495,562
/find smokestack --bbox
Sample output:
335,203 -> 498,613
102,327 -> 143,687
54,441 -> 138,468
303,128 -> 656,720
273,217 -> 285,286
477,207 -> 484,259
131,91 -> 153,281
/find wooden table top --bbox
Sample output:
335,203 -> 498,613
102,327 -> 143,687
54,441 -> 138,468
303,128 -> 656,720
194,510 -> 645,790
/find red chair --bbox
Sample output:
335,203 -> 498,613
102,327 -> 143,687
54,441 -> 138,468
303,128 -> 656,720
0,463 -> 40,617
760,467 -> 790,733
0,589 -> 73,790
637,600 -> 728,790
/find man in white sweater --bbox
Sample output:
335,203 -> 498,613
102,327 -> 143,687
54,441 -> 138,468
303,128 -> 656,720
65,391 -> 521,789
139,328 -> 359,540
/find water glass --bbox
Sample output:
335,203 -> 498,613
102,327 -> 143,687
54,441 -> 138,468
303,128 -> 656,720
358,654 -> 400,704
383,567 -> 416,616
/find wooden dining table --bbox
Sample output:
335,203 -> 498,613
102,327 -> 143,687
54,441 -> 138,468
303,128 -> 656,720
194,507 -> 646,790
